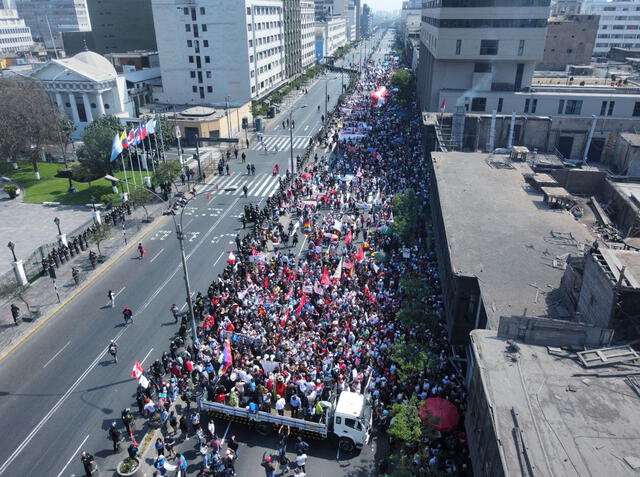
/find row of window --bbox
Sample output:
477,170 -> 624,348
250,47 -> 283,63
0,36 -> 31,44
183,7 -> 205,18
248,21 -> 282,31
424,0 -> 549,6
464,97 -> 640,117
248,34 -> 282,48
422,17 -> 547,28
596,42 -> 640,48
588,6 -> 640,12
185,24 -> 207,34
598,34 -> 640,39
186,39 -> 209,50
248,7 -> 282,16
0,28 -> 30,35
602,24 -> 640,30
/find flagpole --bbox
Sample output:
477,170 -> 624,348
120,154 -> 131,195
126,147 -> 138,187
156,114 -> 166,164
145,127 -> 156,176
134,142 -> 144,185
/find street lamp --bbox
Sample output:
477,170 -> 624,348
194,134 -> 202,183
108,178 -> 199,345
54,217 -> 62,235
7,242 -> 16,262
289,105 -> 307,175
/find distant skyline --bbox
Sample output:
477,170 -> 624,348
364,0 -> 403,12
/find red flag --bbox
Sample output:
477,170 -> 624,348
345,230 -> 352,245
132,361 -> 144,379
296,294 -> 306,315
227,250 -> 236,264
264,275 -> 269,288
439,97 -> 446,111
321,267 -> 332,286
356,245 -> 364,263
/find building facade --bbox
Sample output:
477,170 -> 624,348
151,0 -> 286,106
538,14 -> 599,71
301,0 -> 316,68
15,0 -> 90,50
283,0 -> 301,78
62,0 -> 157,56
315,15 -> 346,62
360,3 -> 371,37
29,51 -> 133,138
0,8 -> 33,53
581,0 -> 640,55
417,0 -> 551,112
551,0 -> 581,15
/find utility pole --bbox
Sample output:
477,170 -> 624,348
176,224 -> 197,345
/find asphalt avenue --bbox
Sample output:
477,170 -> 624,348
0,35 -> 387,477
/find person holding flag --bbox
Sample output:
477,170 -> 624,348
218,338 -> 233,376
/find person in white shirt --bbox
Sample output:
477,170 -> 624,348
295,452 -> 307,472
275,395 -> 286,416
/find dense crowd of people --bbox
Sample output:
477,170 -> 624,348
91,35 -> 471,477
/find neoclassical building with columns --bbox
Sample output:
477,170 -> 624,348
29,51 -> 134,138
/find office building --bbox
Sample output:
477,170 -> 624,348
151,0 -> 286,105
538,14 -> 599,70
314,0 -> 357,42
283,0 -> 315,77
402,0 -> 421,8
360,3 -> 371,37
315,15 -> 346,62
551,0 -> 581,15
0,8 -> 33,53
581,0 -> 640,55
301,1 -> 316,69
62,0 -> 156,56
15,0 -> 90,50
417,0 -> 550,112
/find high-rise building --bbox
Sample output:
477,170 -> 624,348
538,14 -> 599,70
283,0 -> 302,77
416,0 -> 550,112
315,0 -> 357,42
0,8 -> 33,53
15,0 -> 91,50
360,3 -> 371,37
580,0 -> 640,55
62,0 -> 156,55
315,15 -> 346,62
151,0 -> 286,105
301,0 -> 316,69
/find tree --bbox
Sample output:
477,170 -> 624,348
153,161 -> 182,188
396,276 -> 439,332
58,116 -> 76,158
391,69 -> 412,100
88,224 -> 112,258
76,115 -> 123,180
393,189 -> 421,244
129,187 -> 158,222
0,77 -> 60,176
0,281 -> 33,314
391,339 -> 436,382
388,396 -> 424,446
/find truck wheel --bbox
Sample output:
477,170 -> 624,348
256,422 -> 272,436
339,437 -> 355,453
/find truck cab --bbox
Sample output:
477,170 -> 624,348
332,391 -> 373,452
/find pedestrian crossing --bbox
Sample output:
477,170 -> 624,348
251,135 -> 311,152
203,173 -> 281,198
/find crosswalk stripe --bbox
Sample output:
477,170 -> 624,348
253,175 -> 276,196
252,135 -> 311,151
263,180 -> 281,198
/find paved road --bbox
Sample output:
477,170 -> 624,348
0,35 -> 388,477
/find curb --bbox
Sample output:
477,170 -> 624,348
0,213 -> 169,362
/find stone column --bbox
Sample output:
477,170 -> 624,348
96,92 -> 106,116
55,92 -> 65,114
82,93 -> 94,123
12,260 -> 28,286
68,92 -> 80,124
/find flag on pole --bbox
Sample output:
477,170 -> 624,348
146,118 -> 156,135
345,229 -> 352,245
218,338 -> 233,376
321,267 -> 332,286
174,125 -> 181,139
439,97 -> 446,111
134,127 -> 141,145
140,122 -> 149,140
126,129 -> 136,147
227,250 -> 236,264
120,130 -> 128,149
110,133 -> 123,162
295,294 -> 306,315
332,258 -> 343,284
356,245 -> 364,263
131,361 -> 144,379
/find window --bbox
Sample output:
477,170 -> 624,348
497,97 -> 503,113
531,98 -> 537,114
345,418 -> 356,428
207,86 -> 213,93
247,7 -> 251,14
565,100 -> 583,115
524,98 -> 530,113
471,97 -> 487,112
185,24 -> 191,32
473,62 -> 491,73
192,86 -> 197,93
200,7 -> 205,15
205,56 -> 210,63
188,56 -> 194,63
249,39 -> 253,47
558,99 -> 565,114
190,71 -> 196,78
608,101 -> 615,116
203,40 -> 209,47
480,40 -> 499,55
518,40 -> 525,56
187,40 -> 192,47
633,102 -> 640,117
600,100 -> 607,116
191,7 -> 196,21
206,71 -> 212,79
183,7 -> 188,15
248,23 -> 252,31
455,39 -> 461,55
193,24 -> 199,37
202,24 -> 207,32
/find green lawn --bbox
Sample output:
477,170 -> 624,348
1,161 -> 132,205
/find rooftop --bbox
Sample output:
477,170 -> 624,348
121,66 -> 161,83
470,329 -> 640,477
431,151 -> 597,327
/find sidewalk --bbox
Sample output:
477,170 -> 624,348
0,199 -> 168,361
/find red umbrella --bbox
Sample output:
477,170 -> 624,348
301,172 -> 312,180
419,398 -> 460,432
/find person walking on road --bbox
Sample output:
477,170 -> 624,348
121,408 -> 134,435
122,306 -> 133,325
241,152 -> 246,163
261,453 -> 276,477
137,243 -> 146,259
80,451 -> 96,476
108,340 -> 118,363
108,290 -> 115,308
108,422 -> 122,451
251,164 -> 256,175
243,184 -> 248,197
170,304 -> 180,323
10,303 -> 19,325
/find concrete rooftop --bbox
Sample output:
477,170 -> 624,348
431,151 -> 596,327
470,329 -> 640,477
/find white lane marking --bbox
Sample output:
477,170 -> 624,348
149,248 -> 165,263
140,198 -> 240,312
0,324 -> 127,475
297,235 -> 308,258
220,421 -> 232,447
115,287 -> 126,297
43,340 -> 71,369
212,251 -> 227,269
304,125 -> 309,131
185,218 -> 194,228
140,347 -> 154,366
254,176 -> 277,197
54,434 -> 90,477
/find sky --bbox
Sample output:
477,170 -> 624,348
365,0 -> 403,12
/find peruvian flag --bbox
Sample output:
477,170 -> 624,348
321,267 -> 332,286
345,230 -> 352,245
132,361 -> 144,379
227,250 -> 236,264
296,294 -> 306,315
264,275 -> 269,288
332,258 -> 343,284
356,245 -> 364,263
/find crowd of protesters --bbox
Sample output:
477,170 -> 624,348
83,34 -> 471,477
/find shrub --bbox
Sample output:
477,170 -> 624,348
4,184 -> 18,198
